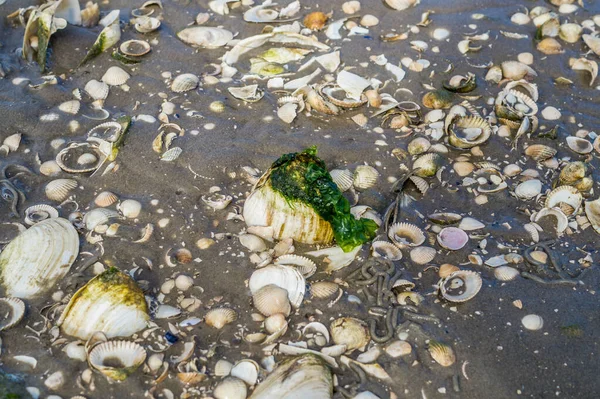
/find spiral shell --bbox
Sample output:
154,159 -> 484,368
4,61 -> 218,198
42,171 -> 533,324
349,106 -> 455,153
171,73 -> 199,93
204,308 -> 237,329
88,340 -> 147,381
371,240 -> 403,261
330,317 -> 370,352
494,266 -> 520,281
427,340 -> 455,367
45,179 -> 78,202
252,284 -> 291,317
388,222 -> 425,248
0,297 -> 26,331
310,281 -> 340,299
409,246 -> 436,265
101,66 -> 131,86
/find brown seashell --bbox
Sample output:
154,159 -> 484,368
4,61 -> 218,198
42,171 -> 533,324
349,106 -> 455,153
438,264 -> 460,278
364,89 -> 382,107
524,144 -> 557,162
330,317 -> 370,351
304,12 -> 328,30
537,38 -> 563,55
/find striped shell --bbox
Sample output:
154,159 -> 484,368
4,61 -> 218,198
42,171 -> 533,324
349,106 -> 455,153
161,147 -> 183,162
353,165 -> 379,190
45,179 -> 78,202
24,204 -> 59,225
204,307 -> 237,329
438,264 -> 460,278
447,115 -> 492,149
275,255 -> 317,278
88,340 -> 147,381
330,317 -> 370,351
439,270 -> 482,303
494,266 -> 520,281
84,79 -> 109,100
171,73 -> 199,93
524,223 -> 540,242
58,100 -> 81,115
252,284 -> 291,317
101,66 -> 131,86
95,191 -> 119,207
371,240 -> 403,261
329,168 -> 354,192
428,340 -> 455,367
524,144 -> 557,161
310,281 -> 340,299
585,198 -> 600,234
409,246 -> 436,265
209,101 -> 226,113
545,186 -> 582,216
249,265 -> 305,308
408,137 -> 432,155
412,153 -> 441,177
120,40 -> 151,56
214,359 -> 233,376
0,297 -> 26,331
515,179 -> 542,200
388,222 -> 425,248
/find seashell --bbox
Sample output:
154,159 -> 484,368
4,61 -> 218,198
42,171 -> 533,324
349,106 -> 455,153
360,14 -> 379,27
353,165 -> 379,190
214,376 -> 247,399
385,340 -> 412,358
342,1 -> 361,14
275,255 -> 317,278
228,84 -> 264,102
409,246 -> 436,265
84,79 -> 109,101
428,212 -> 461,225
310,281 -> 340,299
534,207 -> 568,234
177,361 -> 208,385
0,297 -> 26,331
58,100 -> 81,115
329,168 -> 354,192
570,57 -> 598,87
388,222 -> 425,248
524,144 -> 557,161
264,313 -> 288,335
64,340 -> 87,362
134,16 -> 161,33
437,227 -> 468,250
177,27 -> 233,48
81,1 -> 100,27
117,199 -> 142,219
101,66 -> 130,86
453,161 -> 475,177
0,218 -> 79,299
88,340 -> 146,381
385,0 -> 419,11
537,37 -> 563,55
371,240 -> 403,261
439,270 -> 482,303
45,178 -> 78,202
120,40 -> 151,56
412,153 -> 441,177
515,179 -> 542,200
521,314 -> 544,331
56,143 -> 105,173
447,115 -> 492,149
494,266 -> 520,282
95,191 -> 118,207
58,268 -> 150,340
161,147 -> 183,162
215,359 -> 234,376
408,137 -> 431,155
585,198 -> 600,234
443,73 -> 477,93
351,205 -> 382,226
545,186 -> 582,216
304,12 -> 328,30
171,73 -> 199,93
524,223 -> 540,242
501,61 -> 537,80
422,90 -> 453,109
511,12 -> 530,25
558,23 -> 582,43
566,136 -> 593,154
540,106 -> 561,121
239,233 -> 266,252
204,307 -> 237,329
438,264 -> 459,278
458,217 -> 485,231
24,204 -> 59,225
485,65 -> 503,83
582,34 -> 600,57
40,160 -> 62,177
83,208 -> 119,231
330,317 -> 370,351
252,284 -> 291,317
209,101 -> 226,113
364,89 -> 382,107
230,359 -> 259,386
427,340 -> 455,367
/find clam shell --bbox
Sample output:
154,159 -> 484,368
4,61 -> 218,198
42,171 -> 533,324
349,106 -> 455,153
101,66 -> 130,86
428,212 -> 462,225
447,115 -> 492,149
566,136 -> 593,154
524,144 -> 557,161
134,16 -> 161,33
428,340 -> 455,367
58,100 -> 81,115
24,204 -> 59,225
388,222 -> 425,249
95,191 -> 119,207
330,317 -> 370,351
409,246 -> 436,265
0,218 -> 79,299
439,270 -> 482,303
545,186 -> 582,216
501,61 -> 537,80
88,121 -> 123,142
214,377 -> 247,399
437,227 -> 468,250
83,208 -> 120,231
84,79 -> 109,100
583,34 -> 600,57
40,160 -> 62,177
329,168 -> 354,192
45,179 -> 78,202
521,314 -> 544,331
0,297 -> 26,331
88,340 -> 146,381
56,143 -> 105,173
264,313 -> 288,335
117,199 -> 142,219
342,1 -> 361,14
515,179 -> 542,200
204,307 -> 237,329
408,137 -> 431,155
230,359 -> 259,386
412,153 -> 441,177
371,240 -> 403,261
537,37 -> 563,54
494,266 -> 520,281
58,268 -> 150,340
310,281 -> 340,299
177,27 -> 233,48
238,233 -> 266,252
253,284 -> 291,317
120,40 -> 151,56
353,165 -> 379,190
275,254 -> 317,278
458,217 -> 485,231
171,73 -> 199,93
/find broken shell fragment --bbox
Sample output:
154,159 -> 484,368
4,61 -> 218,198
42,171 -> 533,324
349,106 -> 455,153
0,297 -> 26,331
88,340 -> 146,381
439,270 -> 482,303
177,27 -> 233,48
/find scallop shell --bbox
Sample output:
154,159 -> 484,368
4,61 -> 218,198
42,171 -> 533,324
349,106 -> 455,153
95,191 -> 119,207
84,79 -> 109,101
58,100 -> 81,115
371,240 -> 403,261
120,40 -> 151,56
524,223 -> 540,242
88,121 -> 123,142
214,377 -> 247,399
409,246 -> 436,265
524,144 -> 557,161
545,186 -> 582,216
171,73 -> 199,93
0,297 -> 26,331
253,284 -> 291,317
521,314 -> 544,331
249,265 -> 306,309
494,266 -> 520,281
447,115 -> 492,149
566,136 -> 593,154
88,340 -> 147,381
101,66 -> 131,86
134,16 -> 161,33
388,222 -> 425,248
275,254 -> 317,278
437,227 -> 469,250
0,218 -> 79,299
353,165 -> 379,190
439,270 -> 482,303
204,307 -> 237,329
56,143 -> 105,173
310,281 -> 340,299
329,168 -> 354,192
45,178 -> 78,202
24,204 -> 59,225
427,340 -> 455,367
330,317 -> 370,351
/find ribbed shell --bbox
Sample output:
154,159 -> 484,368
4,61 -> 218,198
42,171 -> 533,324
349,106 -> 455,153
409,246 -> 436,265
494,266 -> 520,281
412,153 -> 441,177
447,116 -> 492,149
545,186 -> 582,215
524,144 -> 557,161
24,204 -> 59,225
0,297 -> 26,331
45,178 -> 78,202
353,165 -> 379,190
95,191 -> 119,207
310,281 -> 340,299
437,227 -> 469,250
88,340 -> 147,381
0,218 -> 78,299
101,66 -> 131,86
161,147 -> 183,162
214,377 -> 247,399
388,222 -> 425,248
58,268 -> 149,340
329,169 -> 354,192
330,317 -> 370,351
439,270 -> 482,303
515,179 -> 542,200
171,73 -> 199,93
58,100 -> 81,115
204,307 -> 237,329
253,284 -> 291,317
250,265 -> 305,308
275,255 -> 317,278
84,79 -> 110,100
243,184 -> 334,245
371,240 -> 403,261
428,340 -> 455,367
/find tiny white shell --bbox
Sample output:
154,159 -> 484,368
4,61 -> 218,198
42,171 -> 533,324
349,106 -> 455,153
521,314 -> 544,331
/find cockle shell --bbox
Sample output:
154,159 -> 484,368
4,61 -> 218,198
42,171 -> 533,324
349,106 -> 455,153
438,264 -> 460,278
120,40 -> 151,56
428,340 -> 455,367
412,153 -> 441,177
214,377 -> 247,399
408,137 -> 431,155
24,204 -> 59,225
545,186 -> 582,216
437,227 -> 469,250
204,307 -> 237,329
329,169 -> 354,192
447,115 -> 492,149
353,165 -> 379,190
249,265 -> 305,308
253,284 -> 291,317
58,100 -> 81,115
134,16 -> 161,33
215,359 -> 234,376
275,255 -> 317,278
501,61 -> 537,80
0,218 -> 79,299
534,207 -> 569,233
515,179 -> 542,200
88,340 -> 147,381
342,1 -> 361,14
439,270 -> 482,302
171,73 -> 199,93
84,79 -> 110,100
409,246 -> 436,265
101,66 -> 130,86
388,222 -> 426,248
94,191 -> 119,207
0,297 -> 26,331
230,359 -> 259,386
494,266 -> 520,281
45,179 -> 78,202
371,240 -> 403,261
524,144 -> 557,161
83,208 -> 120,231
310,281 -> 340,299
585,198 -> 600,234
385,0 -> 419,12
330,317 -> 370,351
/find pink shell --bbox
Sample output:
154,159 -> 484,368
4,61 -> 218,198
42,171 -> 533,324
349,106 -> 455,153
437,227 -> 468,251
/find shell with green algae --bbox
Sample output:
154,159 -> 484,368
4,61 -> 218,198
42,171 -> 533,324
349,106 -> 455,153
80,10 -> 121,66
22,1 -> 67,72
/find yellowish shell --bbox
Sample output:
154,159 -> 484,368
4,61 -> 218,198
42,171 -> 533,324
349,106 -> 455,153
388,222 -> 426,248
371,240 -> 403,261
524,144 -> 557,162
204,307 -> 237,329
438,264 -> 460,278
310,281 -> 340,299
94,191 -> 119,207
330,317 -> 370,352
171,73 -> 199,93
88,340 -> 147,381
45,179 -> 78,202
0,297 -> 26,331
428,340 -> 456,367
304,11 -> 328,30
252,284 -> 291,317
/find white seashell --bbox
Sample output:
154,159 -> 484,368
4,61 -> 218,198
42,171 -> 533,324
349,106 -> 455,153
585,198 -> 600,235
337,70 -> 371,101
275,254 -> 317,278
511,12 -> 531,25
205,307 -> 237,329
566,136 -> 593,154
437,227 -> 468,250
541,106 -> 561,120
230,359 -> 259,386
524,223 -> 540,242
545,186 -> 582,216
120,40 -> 151,56
388,222 -> 425,248
277,102 -> 298,124
214,376 -> 247,399
14,355 -> 37,369
84,79 -> 110,100
134,16 -> 161,33
458,217 -> 485,231
342,1 -> 361,14
252,284 -> 291,317
155,304 -> 181,319
385,340 -> 412,358
45,371 -> 65,390
371,240 -> 403,261
58,100 -> 81,115
24,204 -> 59,225
45,179 -> 78,202
101,66 -> 130,86
177,27 -> 233,48
83,208 -> 120,231
303,322 -> 330,344
558,23 -> 582,43
63,340 -> 87,362
161,147 -> 183,161
521,314 -> 544,331
264,313 -> 288,335
583,34 -> 600,56
239,233 -> 266,252
94,191 -> 119,207
515,179 -> 542,200
40,160 -> 62,176
244,4 -> 280,23
0,218 -> 79,299
117,199 -> 142,219
329,168 -> 354,192
88,340 -> 147,380
0,297 -> 26,330
534,207 -> 569,234
432,28 -> 450,40
175,274 -> 194,291
439,270 -> 482,303
360,15 -> 379,27
501,61 -> 537,80
310,281 -> 340,299
171,74 -> 199,93
330,317 -> 370,351
385,0 -> 419,11
409,246 -> 436,265
215,359 -> 234,376
494,266 -> 520,281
